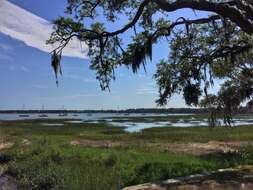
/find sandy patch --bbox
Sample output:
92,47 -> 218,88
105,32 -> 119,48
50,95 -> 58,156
70,139 -> 127,148
70,139 -> 253,155
21,139 -> 31,146
0,143 -> 14,151
158,141 -> 253,155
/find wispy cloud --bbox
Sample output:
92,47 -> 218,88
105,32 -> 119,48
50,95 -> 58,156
0,0 -> 88,59
0,43 -> 12,51
37,93 -> 96,101
83,78 -> 96,83
9,65 -> 15,71
146,81 -> 156,87
63,73 -> 96,83
138,73 -> 149,79
0,53 -> 12,61
32,84 -> 48,89
136,81 -> 158,95
136,88 -> 158,95
0,42 -> 13,60
20,66 -> 29,72
63,73 -> 83,80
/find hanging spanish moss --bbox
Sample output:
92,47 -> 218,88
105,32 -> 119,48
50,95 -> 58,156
131,35 -> 153,73
51,50 -> 62,86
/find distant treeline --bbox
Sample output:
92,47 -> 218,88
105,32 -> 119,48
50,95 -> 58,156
0,108 -> 208,114
0,107 -> 251,114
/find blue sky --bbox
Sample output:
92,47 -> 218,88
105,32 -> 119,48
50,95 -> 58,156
0,0 -> 215,110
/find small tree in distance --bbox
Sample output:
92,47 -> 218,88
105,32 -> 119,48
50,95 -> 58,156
48,0 -> 253,126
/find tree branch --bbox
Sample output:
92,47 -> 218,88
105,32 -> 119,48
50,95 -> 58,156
154,0 -> 253,34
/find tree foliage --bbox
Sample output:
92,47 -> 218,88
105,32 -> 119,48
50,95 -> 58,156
48,0 -> 253,126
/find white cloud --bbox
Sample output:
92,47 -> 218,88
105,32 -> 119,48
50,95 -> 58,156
0,0 -> 88,59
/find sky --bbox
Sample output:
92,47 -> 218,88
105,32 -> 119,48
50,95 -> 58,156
0,0 -> 217,110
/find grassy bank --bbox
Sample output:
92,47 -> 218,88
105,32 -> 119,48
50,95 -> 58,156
0,119 -> 253,189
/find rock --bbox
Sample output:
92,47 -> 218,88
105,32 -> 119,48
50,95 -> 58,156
123,165 -> 253,190
0,165 -> 8,176
243,175 -> 253,182
0,164 -> 17,190
0,175 -> 17,190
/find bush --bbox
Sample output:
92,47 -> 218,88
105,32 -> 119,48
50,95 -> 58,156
133,162 -> 169,184
239,144 -> 253,163
31,174 -> 60,190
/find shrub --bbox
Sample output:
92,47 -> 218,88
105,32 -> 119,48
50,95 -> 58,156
239,144 -> 253,163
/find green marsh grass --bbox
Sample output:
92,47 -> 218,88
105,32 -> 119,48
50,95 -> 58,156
0,119 -> 253,189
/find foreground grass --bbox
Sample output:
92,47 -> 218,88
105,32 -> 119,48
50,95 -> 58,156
0,119 -> 253,189
4,138 -> 253,190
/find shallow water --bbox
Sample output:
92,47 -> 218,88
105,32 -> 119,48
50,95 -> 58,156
40,123 -> 64,126
1,113 -> 253,132
108,118 -> 253,132
65,120 -> 83,124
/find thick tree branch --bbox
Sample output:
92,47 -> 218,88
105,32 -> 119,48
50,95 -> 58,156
154,0 -> 253,34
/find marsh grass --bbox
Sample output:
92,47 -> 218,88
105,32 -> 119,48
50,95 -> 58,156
4,137 -> 242,190
1,119 -> 253,189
